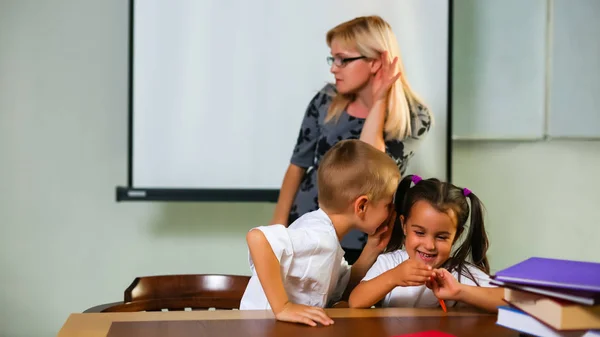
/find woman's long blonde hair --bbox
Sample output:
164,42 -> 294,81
325,15 -> 428,141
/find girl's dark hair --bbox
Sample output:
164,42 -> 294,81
387,175 -> 490,281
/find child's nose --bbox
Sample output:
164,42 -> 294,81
425,238 -> 436,251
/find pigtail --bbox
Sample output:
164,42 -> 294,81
385,175 -> 416,252
394,174 -> 417,215
464,192 -> 490,274
442,189 -> 490,286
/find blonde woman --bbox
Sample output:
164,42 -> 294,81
271,15 -> 432,263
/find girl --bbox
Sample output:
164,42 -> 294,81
269,15 -> 432,264
348,175 -> 505,313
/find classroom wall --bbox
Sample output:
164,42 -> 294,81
451,0 -> 600,269
452,141 -> 600,271
1,1 -> 599,337
0,1 -> 266,336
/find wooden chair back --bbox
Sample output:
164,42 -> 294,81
84,274 -> 250,312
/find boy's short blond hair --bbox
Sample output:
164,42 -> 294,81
317,139 -> 401,213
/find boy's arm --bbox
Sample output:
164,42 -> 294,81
246,229 -> 288,313
342,246 -> 380,299
246,229 -> 334,326
343,214 -> 396,299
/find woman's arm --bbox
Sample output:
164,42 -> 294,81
360,51 -> 401,152
359,99 -> 386,152
270,164 -> 306,225
273,87 -> 326,225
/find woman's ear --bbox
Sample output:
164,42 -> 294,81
370,56 -> 382,74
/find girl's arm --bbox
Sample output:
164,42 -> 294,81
349,259 -> 435,308
348,268 -> 398,308
429,268 -> 504,313
270,164 -> 306,225
455,284 -> 505,313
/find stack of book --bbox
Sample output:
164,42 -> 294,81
491,257 -> 600,337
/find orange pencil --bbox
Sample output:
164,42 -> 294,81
439,299 -> 447,312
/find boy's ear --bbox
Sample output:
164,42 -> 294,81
354,195 -> 369,218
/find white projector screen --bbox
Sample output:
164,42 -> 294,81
125,0 -> 450,201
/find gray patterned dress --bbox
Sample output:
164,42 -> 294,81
288,83 -> 432,253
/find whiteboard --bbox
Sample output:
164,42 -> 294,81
130,0 -> 449,192
548,0 -> 600,138
452,0 -> 547,140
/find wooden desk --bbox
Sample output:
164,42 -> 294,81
58,308 -> 518,337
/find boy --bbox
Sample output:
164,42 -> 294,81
239,139 -> 400,326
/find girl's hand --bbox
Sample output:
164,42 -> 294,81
371,50 -> 401,102
427,268 -> 462,301
392,258 -> 436,287
365,210 -> 396,253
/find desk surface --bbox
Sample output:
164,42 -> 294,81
58,308 -> 518,337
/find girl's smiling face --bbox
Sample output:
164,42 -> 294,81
401,200 -> 459,268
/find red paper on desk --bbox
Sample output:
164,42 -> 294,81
392,331 -> 456,337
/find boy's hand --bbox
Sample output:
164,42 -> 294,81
392,258 -> 436,287
275,302 -> 334,327
426,268 -> 462,300
365,210 -> 396,253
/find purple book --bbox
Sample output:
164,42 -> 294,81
493,257 -> 600,293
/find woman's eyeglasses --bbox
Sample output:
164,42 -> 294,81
327,56 -> 366,67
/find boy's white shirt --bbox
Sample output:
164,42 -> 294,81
362,250 -> 496,308
239,209 -> 352,310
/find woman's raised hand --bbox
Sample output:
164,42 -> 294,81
372,50 -> 401,102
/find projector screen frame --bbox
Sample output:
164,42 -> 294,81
115,0 -> 454,202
